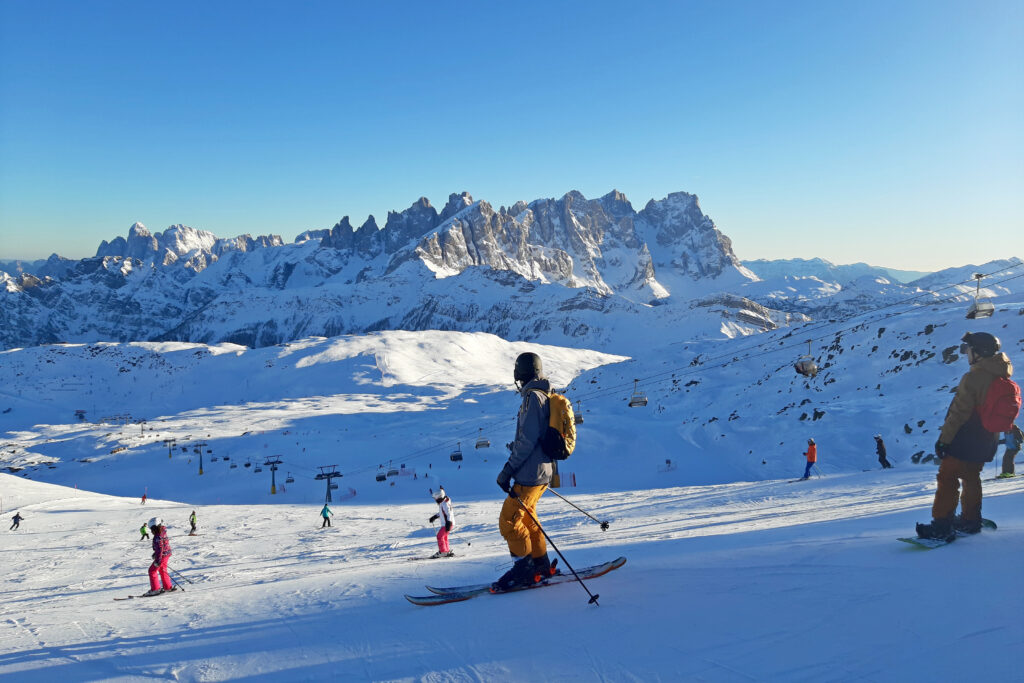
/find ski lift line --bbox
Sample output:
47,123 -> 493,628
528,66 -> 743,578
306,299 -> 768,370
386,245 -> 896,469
566,269 -> 1024,404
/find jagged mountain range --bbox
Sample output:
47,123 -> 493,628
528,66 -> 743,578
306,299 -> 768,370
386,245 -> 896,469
1,189 -> 1021,353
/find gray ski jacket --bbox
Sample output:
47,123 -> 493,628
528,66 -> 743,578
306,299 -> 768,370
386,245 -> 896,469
500,377 -> 553,487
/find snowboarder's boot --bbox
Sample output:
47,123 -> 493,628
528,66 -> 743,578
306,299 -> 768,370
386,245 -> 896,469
953,517 -> 982,535
916,518 -> 955,541
531,554 -> 556,582
491,555 -> 536,591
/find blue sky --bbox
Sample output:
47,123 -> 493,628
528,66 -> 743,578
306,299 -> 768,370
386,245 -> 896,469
1,1 -> 1021,270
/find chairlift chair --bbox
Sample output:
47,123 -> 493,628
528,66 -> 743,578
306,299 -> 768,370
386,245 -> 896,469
794,340 -> 819,378
230,462 -> 237,468
574,401 -> 584,425
375,470 -> 387,482
386,467 -> 399,477
966,273 -> 995,319
211,456 -> 219,462
475,429 -> 490,449
628,379 -> 648,408
450,441 -> 463,462
285,472 -> 294,484
254,465 -> 263,473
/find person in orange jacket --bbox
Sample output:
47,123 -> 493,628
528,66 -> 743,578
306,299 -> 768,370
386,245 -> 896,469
801,438 -> 817,479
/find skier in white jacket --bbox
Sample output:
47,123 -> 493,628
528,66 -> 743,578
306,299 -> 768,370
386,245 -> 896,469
428,487 -> 455,558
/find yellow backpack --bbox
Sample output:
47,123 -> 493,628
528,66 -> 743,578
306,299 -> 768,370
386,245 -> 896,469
535,390 -> 577,460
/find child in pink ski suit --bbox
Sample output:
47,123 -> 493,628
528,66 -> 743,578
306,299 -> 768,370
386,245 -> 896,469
146,517 -> 175,595
428,488 -> 455,558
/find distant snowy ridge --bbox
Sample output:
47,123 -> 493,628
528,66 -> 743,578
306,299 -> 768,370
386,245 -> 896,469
0,189 -> 780,352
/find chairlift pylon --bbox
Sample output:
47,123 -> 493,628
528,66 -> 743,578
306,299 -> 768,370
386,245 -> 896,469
628,379 -> 648,408
966,272 -> 995,319
794,340 -> 819,378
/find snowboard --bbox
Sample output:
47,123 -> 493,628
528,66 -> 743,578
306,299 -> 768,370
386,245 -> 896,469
898,519 -> 997,549
405,556 -> 626,606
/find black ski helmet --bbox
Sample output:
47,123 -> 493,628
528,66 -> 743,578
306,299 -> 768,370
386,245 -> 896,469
961,332 -> 1001,358
514,352 -> 543,384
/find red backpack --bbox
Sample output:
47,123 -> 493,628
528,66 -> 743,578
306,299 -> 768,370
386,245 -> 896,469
977,377 -> 1022,433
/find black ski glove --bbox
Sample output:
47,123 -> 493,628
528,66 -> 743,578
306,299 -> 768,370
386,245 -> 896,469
445,521 -> 453,532
935,440 -> 951,459
429,514 -> 438,523
496,463 -> 514,495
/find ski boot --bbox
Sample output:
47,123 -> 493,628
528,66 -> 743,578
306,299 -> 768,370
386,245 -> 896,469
952,516 -> 982,535
491,555 -> 535,592
142,589 -> 164,597
531,554 -> 557,583
916,518 -> 955,542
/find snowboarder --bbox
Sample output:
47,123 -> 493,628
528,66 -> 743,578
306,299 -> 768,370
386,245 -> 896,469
139,523 -> 150,541
320,503 -> 333,528
9,512 -> 24,531
998,424 -> 1023,478
801,438 -> 817,479
188,510 -> 197,535
493,352 -> 556,591
145,517 -> 175,596
917,332 -> 1014,539
428,487 -> 455,558
875,435 -> 893,469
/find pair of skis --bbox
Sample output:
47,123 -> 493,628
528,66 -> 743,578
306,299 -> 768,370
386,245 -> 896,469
404,556 -> 626,606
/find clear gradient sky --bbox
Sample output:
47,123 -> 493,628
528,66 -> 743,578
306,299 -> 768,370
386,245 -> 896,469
1,1 -> 1021,270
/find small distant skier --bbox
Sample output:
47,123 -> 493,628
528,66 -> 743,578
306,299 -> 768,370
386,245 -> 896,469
998,424 -> 1023,478
917,332 -> 1013,539
428,487 -> 455,558
139,523 -> 150,541
188,510 -> 198,536
145,517 -> 175,596
875,435 -> 893,469
801,438 -> 817,479
10,512 -> 24,531
320,503 -> 333,528
492,352 -> 556,591
141,493 -> 147,505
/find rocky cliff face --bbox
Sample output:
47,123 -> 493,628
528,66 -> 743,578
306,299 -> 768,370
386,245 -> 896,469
0,189 -> 775,352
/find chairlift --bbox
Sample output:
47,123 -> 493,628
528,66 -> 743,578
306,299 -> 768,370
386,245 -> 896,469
450,441 -> 463,462
966,273 -> 995,319
211,456 -> 219,462
285,472 -> 295,484
222,455 -> 230,461
794,340 -> 819,378
244,461 -> 252,468
574,400 -> 584,425
254,465 -> 263,473
628,379 -> 648,408
230,462 -> 238,469
475,429 -> 490,449
329,483 -> 339,490
375,470 -> 387,482
386,467 -> 399,477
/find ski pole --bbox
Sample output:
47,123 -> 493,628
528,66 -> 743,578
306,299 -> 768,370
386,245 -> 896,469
813,465 -> 823,478
514,495 -> 600,606
168,566 -> 194,585
546,488 -> 610,530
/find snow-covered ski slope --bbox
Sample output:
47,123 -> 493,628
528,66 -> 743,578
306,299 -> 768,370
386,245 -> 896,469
3,470 -> 1024,681
0,295 -> 1022,680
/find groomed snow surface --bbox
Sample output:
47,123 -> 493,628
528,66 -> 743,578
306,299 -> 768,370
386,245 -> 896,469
3,471 -> 1024,681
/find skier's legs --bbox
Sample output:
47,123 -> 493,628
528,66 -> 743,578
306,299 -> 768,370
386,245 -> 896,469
498,484 -> 548,558
802,461 -> 813,478
321,517 -> 327,528
148,563 -> 162,591
326,517 -> 331,527
436,526 -> 449,553
959,460 -> 985,521
932,456 -> 964,520
158,556 -> 173,590
1002,449 -> 1018,475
